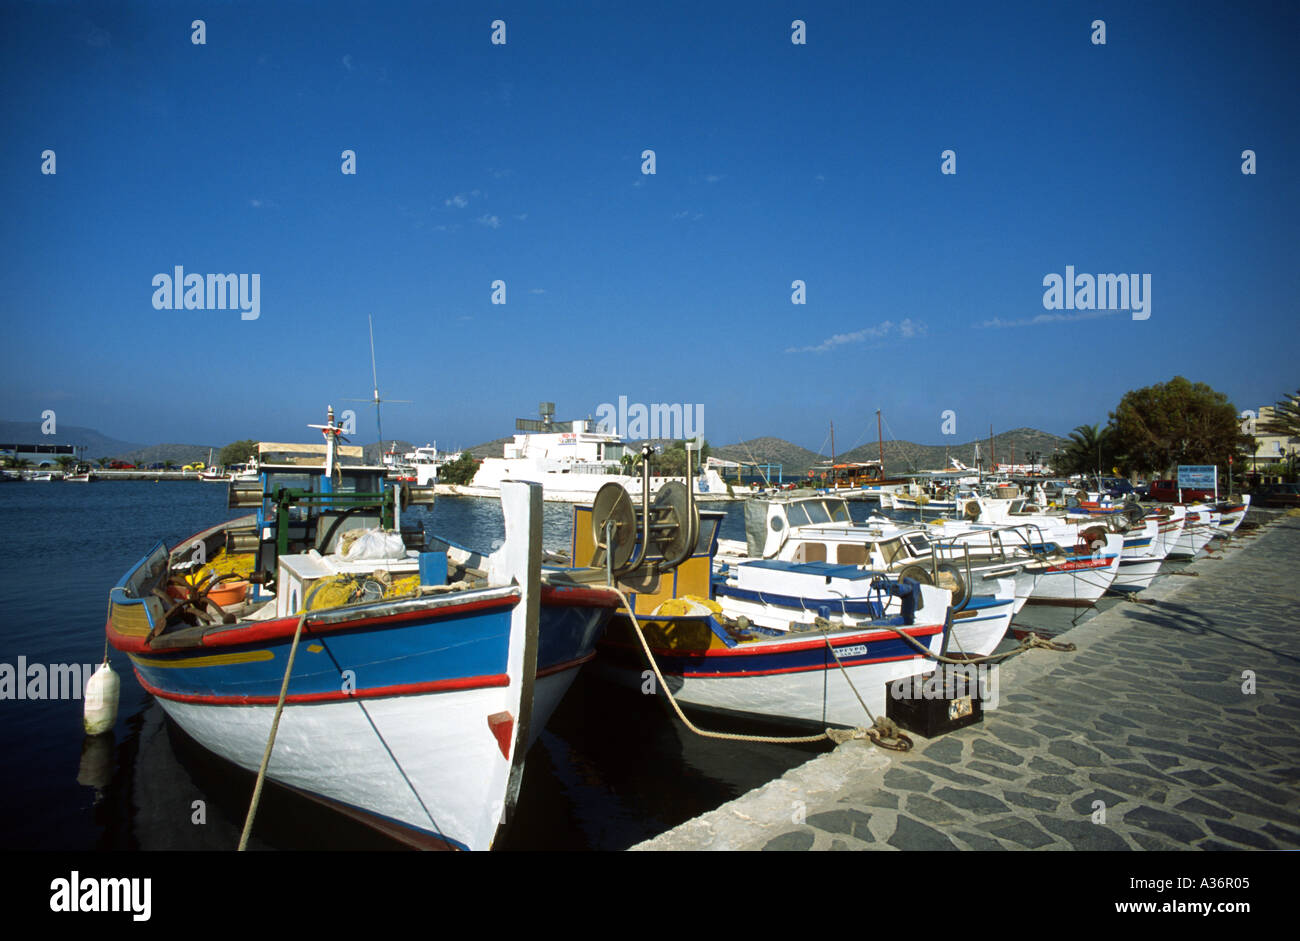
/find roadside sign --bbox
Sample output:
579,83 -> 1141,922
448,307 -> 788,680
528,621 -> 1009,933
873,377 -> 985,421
1177,465 -> 1216,489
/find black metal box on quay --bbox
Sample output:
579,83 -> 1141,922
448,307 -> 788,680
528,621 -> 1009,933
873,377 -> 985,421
885,666 -> 985,738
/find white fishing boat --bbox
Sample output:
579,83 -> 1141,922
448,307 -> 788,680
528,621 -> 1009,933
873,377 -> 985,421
1167,504 -> 1221,558
457,414 -> 730,503
391,444 -> 461,486
1108,516 -> 1168,592
716,494 -> 1046,613
65,463 -> 95,482
104,407 -> 665,850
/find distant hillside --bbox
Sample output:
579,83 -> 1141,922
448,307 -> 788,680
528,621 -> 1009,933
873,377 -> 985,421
0,420 -> 142,459
712,437 -> 827,477
466,437 -> 512,459
840,427 -> 1070,476
711,429 -> 1071,479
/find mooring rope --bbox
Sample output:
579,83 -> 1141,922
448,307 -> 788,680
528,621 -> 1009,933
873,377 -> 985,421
238,608 -> 310,851
610,587 -> 911,751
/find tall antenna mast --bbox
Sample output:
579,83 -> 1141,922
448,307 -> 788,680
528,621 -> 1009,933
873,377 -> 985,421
369,315 -> 384,452
344,315 -> 411,462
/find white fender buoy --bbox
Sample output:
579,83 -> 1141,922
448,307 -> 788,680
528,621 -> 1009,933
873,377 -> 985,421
83,661 -> 120,736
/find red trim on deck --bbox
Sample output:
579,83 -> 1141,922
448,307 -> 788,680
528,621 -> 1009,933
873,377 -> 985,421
107,593 -> 520,655
540,583 -> 622,608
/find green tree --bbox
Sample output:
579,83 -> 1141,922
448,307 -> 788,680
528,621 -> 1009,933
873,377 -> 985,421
219,439 -> 260,467
97,457 -> 110,468
163,460 -> 176,471
438,452 -> 480,486
1108,376 -> 1249,476
55,455 -> 76,472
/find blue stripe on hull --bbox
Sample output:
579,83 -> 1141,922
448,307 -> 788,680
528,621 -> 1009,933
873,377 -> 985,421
132,606 -> 516,699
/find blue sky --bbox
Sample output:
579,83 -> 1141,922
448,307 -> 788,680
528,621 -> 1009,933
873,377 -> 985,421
2,1 -> 1296,454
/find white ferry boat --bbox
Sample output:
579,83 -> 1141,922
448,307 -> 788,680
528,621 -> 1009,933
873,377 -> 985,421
453,420 -> 731,503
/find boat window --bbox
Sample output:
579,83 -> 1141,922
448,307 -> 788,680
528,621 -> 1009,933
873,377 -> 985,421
904,534 -> 930,555
878,539 -> 905,565
826,500 -> 850,522
335,472 -> 383,493
696,517 -> 718,555
803,501 -> 832,525
266,473 -> 313,495
786,503 -> 811,527
794,542 -> 826,563
837,544 -> 867,564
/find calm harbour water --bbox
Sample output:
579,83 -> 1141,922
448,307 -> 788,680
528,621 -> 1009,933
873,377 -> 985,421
0,482 -> 1119,851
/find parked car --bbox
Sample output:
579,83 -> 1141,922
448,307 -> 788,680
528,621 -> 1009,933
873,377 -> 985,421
1093,476 -> 1135,499
1147,479 -> 1217,502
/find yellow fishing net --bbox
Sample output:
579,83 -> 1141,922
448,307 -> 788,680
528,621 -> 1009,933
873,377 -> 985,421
302,572 -> 422,612
182,550 -> 255,588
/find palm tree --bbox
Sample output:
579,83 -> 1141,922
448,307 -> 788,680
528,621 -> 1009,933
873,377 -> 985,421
55,455 -> 77,473
1055,423 -> 1126,479
97,457 -> 110,469
1258,388 -> 1300,438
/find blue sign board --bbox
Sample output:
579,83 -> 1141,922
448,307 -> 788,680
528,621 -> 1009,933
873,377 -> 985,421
1177,465 -> 1217,489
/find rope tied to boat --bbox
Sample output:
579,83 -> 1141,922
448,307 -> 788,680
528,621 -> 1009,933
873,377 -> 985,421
238,607 -> 312,851
869,618 -> 1075,663
611,586 -> 909,751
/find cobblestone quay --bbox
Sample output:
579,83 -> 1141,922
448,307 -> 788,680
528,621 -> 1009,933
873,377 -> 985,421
635,514 -> 1300,851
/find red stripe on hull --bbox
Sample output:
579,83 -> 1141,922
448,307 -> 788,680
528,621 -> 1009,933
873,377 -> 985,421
660,651 -> 935,680
135,669 -> 510,705
603,622 -> 944,659
534,650 -> 597,679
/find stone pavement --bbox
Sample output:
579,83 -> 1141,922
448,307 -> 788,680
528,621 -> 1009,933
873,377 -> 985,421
635,514 -> 1300,850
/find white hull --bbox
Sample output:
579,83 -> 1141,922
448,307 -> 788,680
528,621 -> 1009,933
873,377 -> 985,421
596,631 -> 948,729
159,684 -> 519,850
1111,558 -> 1163,591
1169,508 -> 1219,557
1023,534 -> 1123,605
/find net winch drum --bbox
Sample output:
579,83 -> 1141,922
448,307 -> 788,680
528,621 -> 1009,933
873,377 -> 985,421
589,448 -> 701,580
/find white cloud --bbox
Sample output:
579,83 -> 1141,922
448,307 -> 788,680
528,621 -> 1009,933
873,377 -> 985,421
476,214 -> 501,229
443,189 -> 482,209
529,288 -> 546,294
342,54 -> 354,72
975,309 -> 1120,329
785,319 -> 928,354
